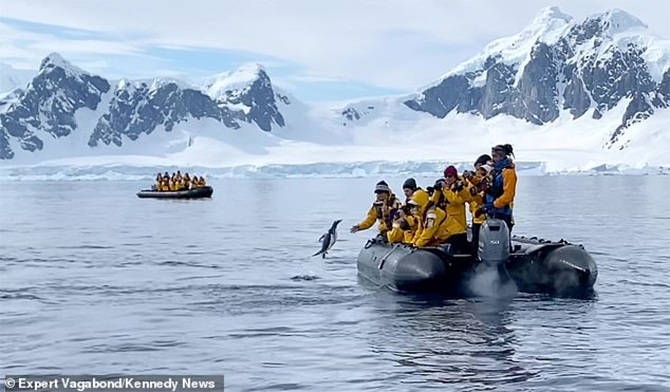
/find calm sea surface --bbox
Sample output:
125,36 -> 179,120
1,176 -> 669,391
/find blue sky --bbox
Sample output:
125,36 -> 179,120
1,0 -> 668,102
0,15 -> 412,101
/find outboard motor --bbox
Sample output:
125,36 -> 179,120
469,218 -> 515,297
478,218 -> 510,266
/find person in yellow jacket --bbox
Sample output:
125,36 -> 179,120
410,190 -> 450,248
388,186 -> 429,244
183,173 -> 192,189
386,208 -> 418,244
388,177 -> 431,244
463,154 -> 492,252
154,173 -> 162,190
430,178 -> 447,210
401,178 -> 428,203
428,165 -> 471,253
351,180 -> 403,238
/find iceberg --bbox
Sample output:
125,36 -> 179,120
1,160 -> 667,182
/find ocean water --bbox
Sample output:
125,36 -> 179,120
1,176 -> 669,392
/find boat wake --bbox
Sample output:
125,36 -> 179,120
466,264 -> 518,298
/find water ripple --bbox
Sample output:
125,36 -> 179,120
1,177 -> 669,391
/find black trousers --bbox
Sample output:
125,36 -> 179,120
501,216 -> 514,236
446,233 -> 469,254
496,215 -> 515,251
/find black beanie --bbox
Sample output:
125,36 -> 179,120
374,180 -> 391,193
474,154 -> 492,166
402,178 -> 417,191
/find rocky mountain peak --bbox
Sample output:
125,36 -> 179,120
401,8 -> 669,149
585,8 -> 648,36
38,52 -> 85,76
530,6 -> 573,29
204,62 -> 268,100
203,63 -> 283,131
1,54 -> 291,159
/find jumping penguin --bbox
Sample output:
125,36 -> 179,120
312,219 -> 342,258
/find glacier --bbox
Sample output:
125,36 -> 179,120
1,158 -> 668,182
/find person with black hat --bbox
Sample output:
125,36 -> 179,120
350,180 -> 403,237
380,177 -> 428,243
401,177 -> 431,206
401,178 -> 427,201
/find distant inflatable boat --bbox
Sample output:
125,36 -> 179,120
136,186 -> 213,199
356,219 -> 597,296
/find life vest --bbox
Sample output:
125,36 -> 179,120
485,159 -> 514,219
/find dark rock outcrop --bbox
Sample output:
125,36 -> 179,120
400,8 -> 669,149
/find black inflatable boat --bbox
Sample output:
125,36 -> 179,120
356,239 -> 473,294
506,236 -> 597,294
356,219 -> 597,296
136,186 -> 213,199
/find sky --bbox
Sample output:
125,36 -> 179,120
0,0 -> 668,102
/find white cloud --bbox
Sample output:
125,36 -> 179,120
286,74 -> 348,84
0,20 -> 153,70
1,0 -> 668,92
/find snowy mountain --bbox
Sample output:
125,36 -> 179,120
0,54 -> 295,160
398,7 -> 670,149
0,54 -> 111,160
1,6 -> 669,172
203,63 -> 285,131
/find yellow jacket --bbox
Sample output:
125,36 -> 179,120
493,168 -> 517,209
412,206 -> 449,247
357,194 -> 403,234
430,186 -> 447,210
431,181 -> 470,236
466,180 -> 485,224
387,215 -> 417,244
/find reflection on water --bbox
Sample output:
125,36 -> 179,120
364,292 -> 537,390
